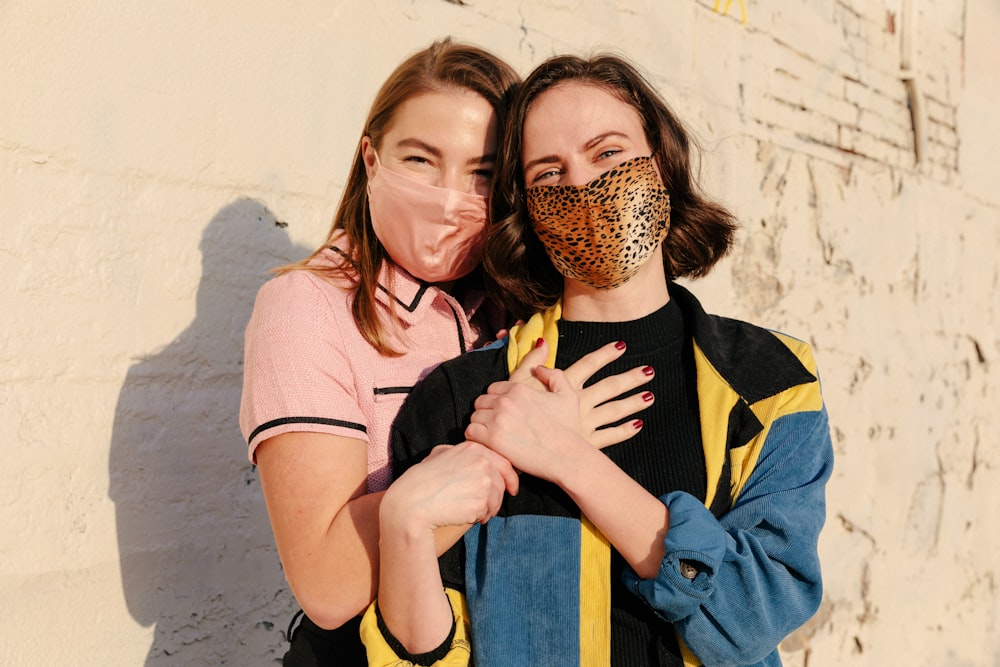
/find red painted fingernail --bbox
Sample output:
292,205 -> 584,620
643,366 -> 654,376
633,419 -> 643,429
615,340 -> 626,350
534,338 -> 544,349
642,391 -> 654,402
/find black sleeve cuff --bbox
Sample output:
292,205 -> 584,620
374,598 -> 457,665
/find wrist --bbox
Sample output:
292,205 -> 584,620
379,488 -> 436,547
550,434 -> 603,488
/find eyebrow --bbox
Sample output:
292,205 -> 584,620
523,154 -> 559,173
396,138 -> 496,165
523,132 -> 631,172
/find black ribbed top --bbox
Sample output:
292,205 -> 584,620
556,298 -> 704,666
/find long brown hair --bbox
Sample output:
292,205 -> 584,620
281,38 -> 520,355
485,54 -> 738,320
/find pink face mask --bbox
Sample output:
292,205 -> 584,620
367,153 -> 489,284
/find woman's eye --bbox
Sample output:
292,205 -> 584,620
403,155 -> 432,165
531,168 -> 560,184
473,168 -> 493,180
597,148 -> 621,161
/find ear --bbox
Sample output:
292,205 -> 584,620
361,136 -> 377,179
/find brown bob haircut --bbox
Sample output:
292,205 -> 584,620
281,38 -> 519,355
484,54 -> 738,320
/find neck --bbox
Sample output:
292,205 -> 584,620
433,280 -> 456,294
560,248 -> 670,322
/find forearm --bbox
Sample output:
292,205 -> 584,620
363,439 -> 515,654
277,490 -> 383,628
625,408 -> 834,664
277,493 -> 469,630
556,443 -> 669,579
376,517 -> 455,654
623,489 -> 824,665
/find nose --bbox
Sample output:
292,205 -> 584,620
440,171 -> 463,192
562,158 -> 599,188
438,168 -> 473,194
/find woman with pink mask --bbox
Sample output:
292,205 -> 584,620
239,40 -> 654,666
366,53 -> 833,667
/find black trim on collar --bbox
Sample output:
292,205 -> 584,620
445,301 -> 467,353
377,281 -> 430,313
329,244 -> 431,314
669,282 -> 817,404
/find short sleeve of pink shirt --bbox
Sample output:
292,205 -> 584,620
240,270 -> 367,457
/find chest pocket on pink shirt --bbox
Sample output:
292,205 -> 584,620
371,386 -> 413,439
372,386 -> 413,400
367,385 -> 415,492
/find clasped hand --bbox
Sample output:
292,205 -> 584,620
384,339 -> 653,534
465,339 -> 654,481
381,441 -> 519,533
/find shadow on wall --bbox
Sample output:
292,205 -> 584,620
109,198 -> 311,665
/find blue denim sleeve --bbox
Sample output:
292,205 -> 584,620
622,405 -> 834,666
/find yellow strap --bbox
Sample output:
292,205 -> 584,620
505,301 -> 562,371
692,341 -> 737,511
679,637 -> 703,667
579,515 -> 611,667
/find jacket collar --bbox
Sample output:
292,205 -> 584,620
505,281 -> 816,404
668,282 -> 816,404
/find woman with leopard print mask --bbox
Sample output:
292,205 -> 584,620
366,54 -> 834,667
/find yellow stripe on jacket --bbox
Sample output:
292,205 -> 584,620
507,302 -> 612,667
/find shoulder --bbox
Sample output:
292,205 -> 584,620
253,263 -> 352,325
671,283 -> 818,401
245,264 -> 364,366
766,330 -> 819,377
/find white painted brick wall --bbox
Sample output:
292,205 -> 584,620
2,1 -> 997,665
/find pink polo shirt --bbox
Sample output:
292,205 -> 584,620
239,243 -> 502,492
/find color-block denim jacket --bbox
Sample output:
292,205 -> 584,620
363,283 -> 834,667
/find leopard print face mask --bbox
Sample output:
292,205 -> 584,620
526,156 -> 671,289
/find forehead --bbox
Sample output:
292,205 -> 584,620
383,88 -> 498,145
522,82 -> 645,156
